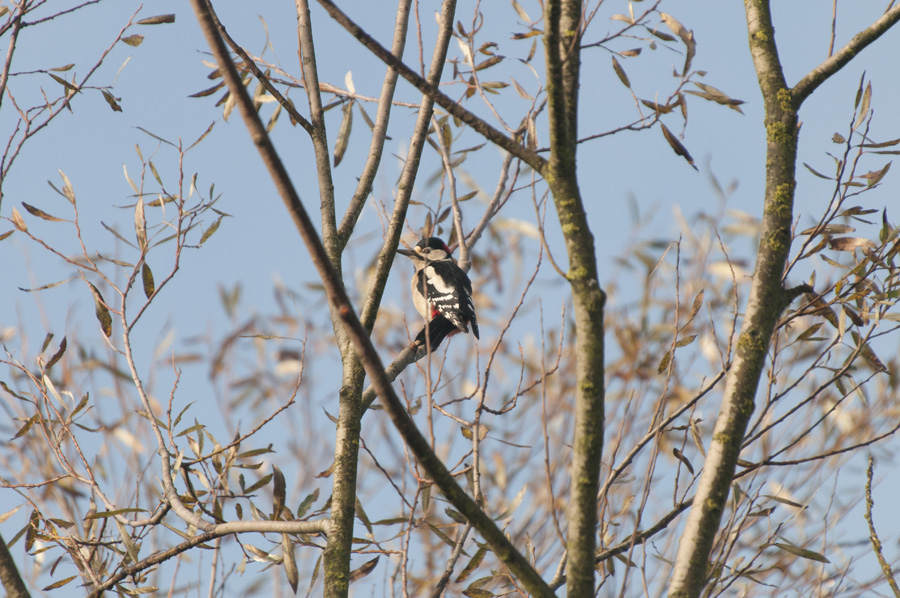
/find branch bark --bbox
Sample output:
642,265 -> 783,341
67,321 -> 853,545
315,0 -> 548,174
668,2 -> 900,596
190,1 -> 553,595
543,1 -> 606,596
792,3 -> 900,105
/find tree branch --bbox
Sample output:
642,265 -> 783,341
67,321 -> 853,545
314,0 -> 548,174
335,0 -> 412,249
669,1 -> 802,595
190,1 -> 553,594
544,0 -> 606,595
357,0 -> 458,333
792,4 -> 900,106
296,0 -> 338,264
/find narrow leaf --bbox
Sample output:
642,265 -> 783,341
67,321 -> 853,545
199,214 -> 223,245
282,534 -> 299,593
657,350 -> 672,374
136,14 -> 175,25
611,56 -> 631,88
141,263 -> 155,298
494,483 -> 528,520
87,283 -> 113,337
10,207 -> 26,231
134,197 -> 147,252
42,576 -> 77,591
675,334 -> 697,348
829,237 -> 876,252
272,465 -> 286,520
773,542 -> 830,563
660,124 -> 698,170
45,337 -> 68,370
101,90 -> 122,112
333,101 -> 353,167
349,556 -> 379,584
22,202 -> 65,222
673,448 -> 694,474
13,414 -> 39,440
456,546 -> 487,583
853,81 -> 872,131
511,0 -> 531,22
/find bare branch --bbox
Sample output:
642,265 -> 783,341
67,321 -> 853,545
792,3 -> 900,105
315,0 -> 547,174
190,0 -> 553,593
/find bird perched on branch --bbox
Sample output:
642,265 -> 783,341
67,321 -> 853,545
397,237 -> 479,350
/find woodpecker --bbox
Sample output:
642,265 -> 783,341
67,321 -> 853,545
398,237 -> 479,349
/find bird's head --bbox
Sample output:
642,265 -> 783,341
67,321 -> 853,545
397,237 -> 453,263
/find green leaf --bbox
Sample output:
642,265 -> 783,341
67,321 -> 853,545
296,488 -> 319,518
657,350 -> 672,374
772,542 -> 830,563
42,575 -> 77,591
141,263 -> 155,298
84,508 -> 147,520
272,465 -> 286,520
660,123 -> 698,171
611,56 -> 631,88
48,73 -> 79,93
853,80 -> 872,132
456,546 -> 487,583
136,14 -> 175,25
675,334 -> 697,348
494,483 -> 527,520
349,556 -> 379,584
12,414 -> 39,440
87,283 -> 113,337
244,473 -> 273,494
121,34 -> 144,47
45,336 -> 68,370
199,214 -> 223,245
282,534 -> 298,593
101,90 -> 123,112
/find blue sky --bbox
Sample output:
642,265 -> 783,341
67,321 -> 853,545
1,0 -> 899,595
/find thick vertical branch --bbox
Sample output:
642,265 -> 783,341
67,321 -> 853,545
294,3 -> 362,595
669,2 -> 795,595
669,3 -> 900,597
544,1 -> 606,596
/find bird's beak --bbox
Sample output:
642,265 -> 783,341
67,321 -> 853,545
397,247 -> 415,258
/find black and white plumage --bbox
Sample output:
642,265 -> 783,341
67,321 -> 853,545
398,237 -> 479,348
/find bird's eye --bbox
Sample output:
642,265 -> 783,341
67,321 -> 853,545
421,247 -> 430,253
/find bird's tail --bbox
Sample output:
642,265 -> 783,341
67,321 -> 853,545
414,315 -> 459,352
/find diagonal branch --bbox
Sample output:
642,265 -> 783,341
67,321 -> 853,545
190,0 -> 553,594
335,0 -> 412,249
315,0 -> 548,174
358,0 -> 457,333
792,4 -> 900,105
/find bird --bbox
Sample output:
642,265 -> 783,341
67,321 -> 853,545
397,237 -> 479,350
